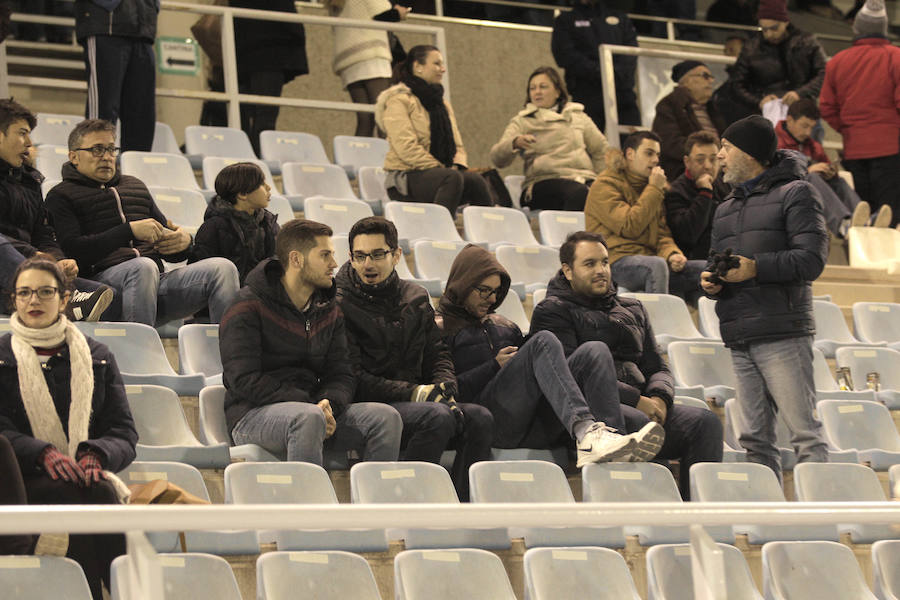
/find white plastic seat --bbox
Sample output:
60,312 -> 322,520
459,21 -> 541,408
504,175 -> 524,209
872,540 -> 900,600
393,253 -> 442,297
495,244 -> 559,298
412,239 -> 468,283
32,112 -> 80,146
463,205 -> 540,249
394,549 -> 517,600
524,546 -> 641,600
302,196 -> 372,236
148,186 -> 206,236
259,130 -> 329,166
332,135 -> 389,178
201,156 -> 278,192
836,346 -> 900,408
724,397 -> 797,471
150,121 -> 183,156
0,556 -> 92,599
697,296 -> 721,340
646,543 -> 762,600
41,178 -> 60,200
620,293 -> 706,350
762,541 -> 877,600
538,210 -> 585,247
111,553 -> 243,600
812,346 -> 878,402
184,126 -> 277,175
666,341 -> 736,406
848,226 -> 900,272
266,194 -> 296,227
120,151 -> 205,193
814,299 -> 883,357
853,302 -> 900,351
34,144 -> 69,181
197,385 -> 280,462
532,287 -> 547,306
281,162 -> 357,211
818,399 -> 900,470
385,201 -> 464,251
892,464 -> 900,499
177,324 -> 222,386
357,166 -> 388,202
257,551 -> 380,600
495,291 -> 531,335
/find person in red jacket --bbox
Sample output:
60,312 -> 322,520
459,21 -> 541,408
820,0 -> 900,226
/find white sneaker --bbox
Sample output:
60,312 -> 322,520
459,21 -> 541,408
628,421 -> 666,462
576,423 -> 635,467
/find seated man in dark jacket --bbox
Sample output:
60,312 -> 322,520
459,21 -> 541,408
220,219 -> 402,465
438,243 -> 664,470
336,217 -> 492,500
664,131 -> 731,260
531,231 -> 723,497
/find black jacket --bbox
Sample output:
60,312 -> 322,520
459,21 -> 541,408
45,163 -> 191,277
651,86 -> 727,181
664,171 -> 731,260
0,159 -> 64,260
0,334 -> 137,474
219,258 -> 355,430
231,0 -> 308,79
708,150 -> 828,347
530,271 -> 674,410
74,0 -> 159,42
335,262 -> 455,404
190,197 -> 279,284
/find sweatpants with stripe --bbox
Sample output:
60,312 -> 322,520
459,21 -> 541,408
82,35 -> 156,152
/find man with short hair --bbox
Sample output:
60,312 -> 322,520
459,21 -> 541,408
45,119 -> 240,325
220,219 -> 402,465
664,131 -> 731,260
335,216 -> 492,499
585,130 -> 704,301
531,231 -> 723,497
702,115 -> 829,480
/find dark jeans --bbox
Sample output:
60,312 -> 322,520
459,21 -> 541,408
844,153 -> 900,226
394,401 -> 493,501
239,70 -> 287,156
0,434 -> 34,555
405,168 -> 494,217
528,178 -> 592,211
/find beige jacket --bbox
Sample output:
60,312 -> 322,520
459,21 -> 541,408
375,83 -> 467,171
490,102 -> 608,191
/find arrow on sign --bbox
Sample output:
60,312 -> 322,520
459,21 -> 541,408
166,57 -> 195,67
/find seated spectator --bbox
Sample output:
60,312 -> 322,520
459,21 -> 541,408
724,34 -> 746,58
664,131 -> 731,260
0,99 -> 113,321
531,232 -> 723,497
0,257 -> 137,600
490,66 -> 608,211
336,217 -> 491,499
585,131 -> 705,301
220,219 -> 402,465
45,119 -> 240,326
376,45 -> 493,215
191,162 -> 280,284
437,243 -> 664,468
652,60 -> 726,181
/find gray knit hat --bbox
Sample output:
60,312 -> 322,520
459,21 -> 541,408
854,0 -> 888,36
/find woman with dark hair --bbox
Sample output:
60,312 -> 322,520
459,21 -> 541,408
191,162 -> 280,284
375,44 -> 493,215
0,257 -> 137,600
490,66 -> 609,211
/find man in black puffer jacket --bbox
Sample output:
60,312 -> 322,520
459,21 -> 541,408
702,115 -> 829,481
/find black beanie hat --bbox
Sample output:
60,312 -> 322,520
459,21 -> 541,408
671,60 -> 706,83
722,115 -> 777,165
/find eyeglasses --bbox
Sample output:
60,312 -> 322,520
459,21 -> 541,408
351,248 -> 393,263
74,145 -> 120,158
13,286 -> 59,301
688,72 -> 715,81
473,285 -> 501,299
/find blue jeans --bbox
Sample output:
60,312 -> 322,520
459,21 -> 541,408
730,335 -> 829,481
611,255 -> 705,301
93,256 -> 239,325
231,401 -> 403,465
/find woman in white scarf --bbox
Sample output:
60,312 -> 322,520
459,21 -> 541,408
0,258 -> 137,600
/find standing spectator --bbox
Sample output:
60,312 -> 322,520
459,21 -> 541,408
820,0 -> 900,227
551,0 -> 640,134
707,0 -> 758,25
702,115 -> 829,481
324,0 -> 411,138
652,60 -> 726,181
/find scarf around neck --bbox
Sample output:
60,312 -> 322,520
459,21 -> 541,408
402,74 -> 457,167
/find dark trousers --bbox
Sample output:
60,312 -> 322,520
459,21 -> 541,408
0,435 -> 34,555
405,168 -> 494,217
83,35 -> 156,152
239,70 -> 286,156
528,178 -> 592,211
843,153 -> 900,226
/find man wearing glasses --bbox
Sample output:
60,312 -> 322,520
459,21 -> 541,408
45,119 -> 239,325
335,217 -> 491,500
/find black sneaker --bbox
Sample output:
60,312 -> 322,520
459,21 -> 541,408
67,286 -> 114,322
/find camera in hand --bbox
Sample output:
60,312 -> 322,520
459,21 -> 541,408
707,248 -> 741,285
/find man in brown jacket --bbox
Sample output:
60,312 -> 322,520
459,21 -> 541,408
585,131 -> 705,301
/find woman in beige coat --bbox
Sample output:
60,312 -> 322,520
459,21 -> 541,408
490,66 -> 609,211
375,44 -> 493,215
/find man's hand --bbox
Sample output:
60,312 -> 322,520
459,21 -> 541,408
155,227 -> 191,255
649,166 -> 668,190
781,91 -> 800,106
668,253 -> 687,273
721,255 -> 757,283
701,271 -> 723,295
318,399 -> 337,438
513,134 -> 536,151
637,396 -> 667,424
495,346 -> 518,368
759,94 -> 778,110
808,162 -> 836,179
695,173 -> 714,190
57,258 -> 79,279
130,218 -> 165,242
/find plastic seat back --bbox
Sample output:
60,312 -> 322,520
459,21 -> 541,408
357,166 -> 388,201
178,324 -> 222,378
495,245 -> 559,291
412,240 -> 468,281
495,291 -> 531,335
0,556 -> 92,600
150,121 -> 181,155
75,322 -> 175,375
257,551 -> 380,600
225,462 -> 336,504
524,546 -> 641,600
302,196 -> 372,235
332,135 -> 389,177
666,341 -> 736,388
470,460 -> 574,503
620,293 -> 703,345
504,175 -> 524,208
872,540 -> 900,600
185,125 -> 257,160
112,553 -> 242,600
282,162 -> 356,199
646,543 -> 762,600
818,399 -> 900,452
197,385 -> 231,445
853,302 -> 900,345
148,186 -> 206,235
762,541 -> 877,600
260,130 -> 329,166
538,210 -> 585,247
814,299 -> 870,357
385,201 -> 464,249
697,296 -> 721,340
394,549 -> 517,600
350,461 -> 459,504
892,464 -> 900,499
121,151 -> 202,191
463,205 -> 540,248
32,113 -> 80,146
125,385 -> 202,447
201,156 -> 276,191
836,346 -> 900,391
848,226 -> 900,270
34,144 -> 70,181
267,194 -> 296,227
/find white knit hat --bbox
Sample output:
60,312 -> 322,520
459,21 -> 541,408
854,0 -> 888,36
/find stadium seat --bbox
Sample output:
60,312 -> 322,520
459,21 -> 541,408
762,541 -> 877,600
125,384 -> 230,468
524,546 -> 641,600
41,178 -> 60,199
620,293 -> 706,350
666,341 -> 736,406
393,254 -> 442,297
538,210 -> 585,247
267,194 -> 296,227
646,543 -> 762,600
148,186 -> 206,236
794,463 -> 900,544
463,206 -> 540,249
503,175 -> 524,209
357,166 -> 388,203
814,299 -> 884,358
120,151 -> 208,195
394,549 -> 517,600
302,196 -> 373,236
495,244 -> 560,297
0,556 -> 92,600
257,551 -> 380,600
847,226 -> 900,272
872,540 -> 900,600
495,290 -> 531,334
111,553 -> 242,600
332,135 -> 389,178
197,386 -> 280,462
813,346 -> 879,402
281,162 -> 357,211
177,324 -> 222,386
689,462 -> 839,543
224,462 -> 388,551
75,322 -> 205,395
259,130 -> 329,166
853,302 -> 900,350
892,464 -> 900,499
385,201 -> 465,252
673,395 -> 710,411
185,125 -> 279,173
724,398 -> 797,471
201,156 -> 278,193
818,399 -> 900,470
32,113 -> 80,146
412,240 -> 468,283
34,144 -> 69,181
835,346 -> 900,409
150,121 -> 183,156
696,296 -> 721,340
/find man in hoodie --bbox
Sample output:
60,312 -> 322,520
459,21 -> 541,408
701,115 -> 829,481
531,231 -> 723,497
335,217 -> 492,499
220,219 -> 402,465
438,243 -> 665,470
